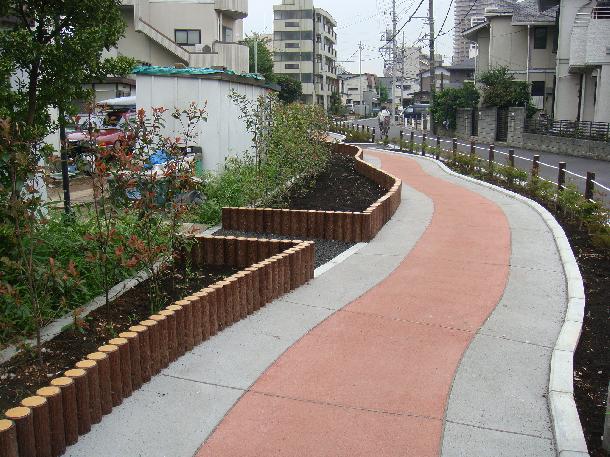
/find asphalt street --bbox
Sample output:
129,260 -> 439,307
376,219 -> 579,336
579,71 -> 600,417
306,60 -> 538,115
353,118 -> 610,202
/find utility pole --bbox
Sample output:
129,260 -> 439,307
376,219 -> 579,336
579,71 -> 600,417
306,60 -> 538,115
254,35 -> 258,74
391,0 -> 397,125
428,0 -> 436,133
358,41 -> 364,117
401,32 -> 405,121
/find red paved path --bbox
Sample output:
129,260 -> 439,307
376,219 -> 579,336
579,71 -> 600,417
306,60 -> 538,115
196,152 -> 511,456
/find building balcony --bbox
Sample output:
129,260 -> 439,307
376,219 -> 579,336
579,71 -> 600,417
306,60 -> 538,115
190,41 -> 249,73
215,0 -> 248,19
569,8 -> 610,71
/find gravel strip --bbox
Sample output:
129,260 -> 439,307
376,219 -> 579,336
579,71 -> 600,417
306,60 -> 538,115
213,229 -> 356,269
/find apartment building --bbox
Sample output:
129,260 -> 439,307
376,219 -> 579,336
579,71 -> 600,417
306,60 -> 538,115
454,0 -> 498,64
339,73 -> 378,115
463,0 -> 558,113
272,0 -> 338,109
108,0 -> 249,73
537,0 -> 610,123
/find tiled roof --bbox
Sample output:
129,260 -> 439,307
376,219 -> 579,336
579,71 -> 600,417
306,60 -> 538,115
512,0 -> 558,24
448,57 -> 476,71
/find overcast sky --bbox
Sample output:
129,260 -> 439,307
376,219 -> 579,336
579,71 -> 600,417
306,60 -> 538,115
244,0 -> 456,75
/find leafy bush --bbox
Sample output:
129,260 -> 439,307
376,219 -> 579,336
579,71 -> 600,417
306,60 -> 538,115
430,82 -> 479,130
275,75 -> 303,104
479,67 -> 536,117
192,94 -> 330,225
344,128 -> 371,143
0,209 -> 141,346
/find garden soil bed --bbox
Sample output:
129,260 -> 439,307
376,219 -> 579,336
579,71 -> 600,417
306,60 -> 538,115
0,264 -> 236,412
214,229 -> 356,268
275,152 -> 386,212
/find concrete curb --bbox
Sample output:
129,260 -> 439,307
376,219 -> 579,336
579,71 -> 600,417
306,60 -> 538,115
365,147 -> 590,457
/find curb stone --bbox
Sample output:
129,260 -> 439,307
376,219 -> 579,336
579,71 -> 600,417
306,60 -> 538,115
363,146 -> 590,457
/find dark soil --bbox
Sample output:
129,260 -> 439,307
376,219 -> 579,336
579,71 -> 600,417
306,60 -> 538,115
279,152 -> 386,212
565,222 -> 609,457
0,264 -> 236,411
214,229 -> 356,269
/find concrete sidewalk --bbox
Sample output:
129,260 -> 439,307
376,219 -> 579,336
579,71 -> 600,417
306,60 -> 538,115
66,149 -> 569,457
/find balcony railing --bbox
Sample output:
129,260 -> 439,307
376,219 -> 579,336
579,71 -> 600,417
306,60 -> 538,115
525,118 -> 610,142
591,6 -> 610,19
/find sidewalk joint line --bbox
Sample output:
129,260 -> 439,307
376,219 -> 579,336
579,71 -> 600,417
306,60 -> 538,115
249,389 -> 442,422
476,331 -> 555,349
445,419 -> 553,441
160,374 -> 248,392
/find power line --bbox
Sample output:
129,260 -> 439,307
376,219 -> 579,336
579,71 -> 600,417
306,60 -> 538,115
436,0 -> 455,38
385,0 -> 427,45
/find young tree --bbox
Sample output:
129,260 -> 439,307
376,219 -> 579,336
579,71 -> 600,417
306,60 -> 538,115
378,84 -> 390,104
0,0 -> 133,360
479,67 -> 535,115
275,75 -> 303,104
329,92 -> 346,116
244,34 -> 274,81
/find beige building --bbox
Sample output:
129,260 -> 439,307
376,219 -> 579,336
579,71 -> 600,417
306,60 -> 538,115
339,73 -> 378,115
108,0 -> 249,73
463,0 -> 558,113
272,0 -> 338,108
537,0 -> 610,123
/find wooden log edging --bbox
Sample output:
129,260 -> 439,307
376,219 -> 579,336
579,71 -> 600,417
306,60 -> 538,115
3,238 -> 314,457
220,143 -> 402,242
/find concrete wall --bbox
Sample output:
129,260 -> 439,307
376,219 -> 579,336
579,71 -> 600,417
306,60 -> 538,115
136,74 -> 271,171
520,132 -> 610,161
456,108 -> 473,139
477,107 -> 497,143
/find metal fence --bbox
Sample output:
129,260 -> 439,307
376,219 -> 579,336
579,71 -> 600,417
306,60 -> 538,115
525,118 -> 610,142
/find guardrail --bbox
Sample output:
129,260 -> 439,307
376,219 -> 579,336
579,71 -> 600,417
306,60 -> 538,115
336,127 -> 609,206
525,119 -> 610,142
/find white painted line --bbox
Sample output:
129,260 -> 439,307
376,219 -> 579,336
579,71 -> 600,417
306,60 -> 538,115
314,242 -> 367,278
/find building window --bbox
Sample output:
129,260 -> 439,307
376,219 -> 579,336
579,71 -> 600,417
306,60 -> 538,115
274,30 -> 313,41
222,26 -> 233,42
274,9 -> 313,20
285,63 -> 300,69
533,27 -> 547,49
275,52 -> 312,61
531,81 -> 545,97
285,42 -> 300,48
175,29 -> 201,46
285,21 -> 299,27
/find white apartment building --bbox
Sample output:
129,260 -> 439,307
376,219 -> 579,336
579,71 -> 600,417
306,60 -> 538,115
339,73 -> 378,115
463,0 -> 558,113
537,0 -> 610,123
272,0 -> 338,108
108,0 -> 249,73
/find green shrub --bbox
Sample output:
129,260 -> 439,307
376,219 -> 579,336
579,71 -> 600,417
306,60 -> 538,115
0,209 -> 141,346
191,94 -> 330,225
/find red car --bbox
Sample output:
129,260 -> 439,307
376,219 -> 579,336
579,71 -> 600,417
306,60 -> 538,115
67,113 -> 135,151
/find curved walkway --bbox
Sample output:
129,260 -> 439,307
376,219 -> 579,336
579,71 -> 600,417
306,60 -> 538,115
196,151 -> 566,456
65,150 -> 567,457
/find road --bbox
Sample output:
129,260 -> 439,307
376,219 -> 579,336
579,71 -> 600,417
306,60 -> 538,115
352,118 -> 610,202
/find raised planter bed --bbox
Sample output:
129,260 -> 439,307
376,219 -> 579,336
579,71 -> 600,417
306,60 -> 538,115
221,143 -> 402,242
0,236 -> 314,457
